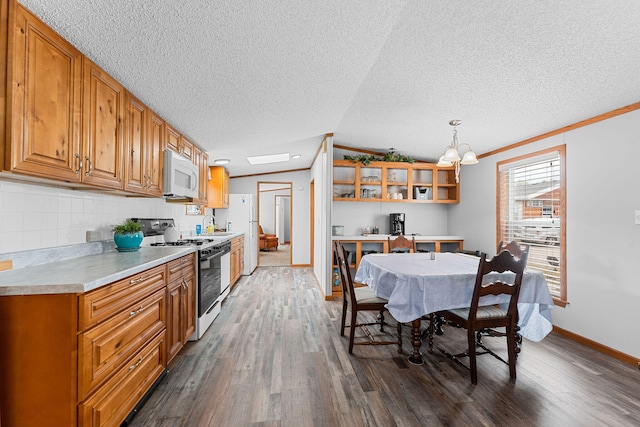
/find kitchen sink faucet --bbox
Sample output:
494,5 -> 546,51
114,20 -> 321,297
202,214 -> 215,233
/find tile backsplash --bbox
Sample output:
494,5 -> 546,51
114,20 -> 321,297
0,179 -> 203,254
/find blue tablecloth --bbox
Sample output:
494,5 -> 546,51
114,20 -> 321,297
354,252 -> 554,341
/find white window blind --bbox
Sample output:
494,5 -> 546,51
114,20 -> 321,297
498,148 -> 565,300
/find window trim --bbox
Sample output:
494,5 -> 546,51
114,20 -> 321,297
496,144 -> 567,306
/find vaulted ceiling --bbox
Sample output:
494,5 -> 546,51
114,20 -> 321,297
19,0 -> 640,176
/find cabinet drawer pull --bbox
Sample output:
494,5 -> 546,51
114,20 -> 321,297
129,305 -> 144,317
130,275 -> 145,284
129,356 -> 143,371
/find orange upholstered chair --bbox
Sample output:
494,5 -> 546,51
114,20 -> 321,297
259,225 -> 278,250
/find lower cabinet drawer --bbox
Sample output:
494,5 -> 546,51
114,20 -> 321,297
80,264 -> 166,330
78,331 -> 166,427
166,254 -> 195,283
78,289 -> 166,399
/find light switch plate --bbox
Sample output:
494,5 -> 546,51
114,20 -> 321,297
636,211 -> 640,225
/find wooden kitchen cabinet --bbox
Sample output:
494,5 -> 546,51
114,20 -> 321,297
78,287 -> 166,399
165,122 -> 181,153
4,2 -> 215,199
82,57 -> 126,189
333,160 -> 459,203
80,264 -> 166,330
124,93 -> 164,196
0,0 -> 8,169
0,293 -> 79,426
146,110 -> 166,196
5,4 -> 83,181
179,136 -> 194,160
78,332 -> 166,427
207,166 -> 229,208
0,261 -> 172,427
191,146 -> 209,205
124,93 -> 148,194
163,125 -> 193,159
230,235 -> 245,286
7,10 -> 125,190
166,254 -> 196,363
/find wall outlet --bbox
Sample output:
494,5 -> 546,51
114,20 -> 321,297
86,230 -> 101,242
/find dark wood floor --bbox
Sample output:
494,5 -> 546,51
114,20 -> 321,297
128,267 -> 640,427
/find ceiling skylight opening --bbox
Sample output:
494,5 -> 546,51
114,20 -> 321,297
246,153 -> 290,165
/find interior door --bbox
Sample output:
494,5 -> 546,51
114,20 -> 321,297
258,181 -> 292,265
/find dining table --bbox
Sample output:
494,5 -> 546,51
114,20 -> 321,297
354,252 -> 554,365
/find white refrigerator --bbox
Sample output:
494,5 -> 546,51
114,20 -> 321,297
225,194 -> 258,275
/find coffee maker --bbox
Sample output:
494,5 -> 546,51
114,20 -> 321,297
390,213 -> 405,235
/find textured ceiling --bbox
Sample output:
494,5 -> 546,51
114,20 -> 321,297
18,0 -> 640,176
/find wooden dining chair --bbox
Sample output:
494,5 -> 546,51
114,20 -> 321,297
387,235 -> 416,253
481,240 -> 530,349
334,241 -> 402,354
431,246 -> 529,384
497,240 -> 527,258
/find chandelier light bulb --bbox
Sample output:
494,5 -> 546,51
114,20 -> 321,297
444,147 -> 461,162
437,155 -> 453,167
437,119 -> 479,183
460,150 -> 478,165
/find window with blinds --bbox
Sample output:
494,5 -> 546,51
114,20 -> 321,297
497,145 -> 566,303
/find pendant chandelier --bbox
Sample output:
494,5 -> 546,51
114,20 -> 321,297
436,119 -> 478,183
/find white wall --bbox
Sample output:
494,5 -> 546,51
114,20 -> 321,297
259,187 -> 290,236
0,179 -> 206,254
313,138 -> 332,296
449,109 -> 640,359
225,170 -> 311,266
332,202 -> 450,236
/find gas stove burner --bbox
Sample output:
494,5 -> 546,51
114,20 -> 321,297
151,242 -> 185,247
151,238 -> 221,250
182,239 -> 211,245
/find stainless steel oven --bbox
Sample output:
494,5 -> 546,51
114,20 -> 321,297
193,241 -> 231,340
133,218 -> 231,341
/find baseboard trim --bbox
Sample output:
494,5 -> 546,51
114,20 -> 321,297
552,326 -> 639,367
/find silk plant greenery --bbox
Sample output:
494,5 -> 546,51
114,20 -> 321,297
343,150 -> 415,165
113,218 -> 142,234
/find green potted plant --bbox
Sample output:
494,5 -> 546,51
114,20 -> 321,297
113,218 -> 143,252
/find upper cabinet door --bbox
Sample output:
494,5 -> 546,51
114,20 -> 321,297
199,151 -> 209,204
123,93 -> 147,194
8,5 -> 83,181
124,98 -> 164,196
179,136 -> 193,161
82,58 -> 125,189
165,123 -> 180,153
146,111 -> 165,196
207,166 -> 229,209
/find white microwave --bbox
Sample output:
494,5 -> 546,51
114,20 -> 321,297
163,149 -> 199,200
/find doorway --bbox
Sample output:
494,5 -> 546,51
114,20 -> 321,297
258,181 -> 292,266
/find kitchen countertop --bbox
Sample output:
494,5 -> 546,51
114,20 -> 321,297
331,235 -> 464,241
0,246 -> 196,296
186,231 -> 244,242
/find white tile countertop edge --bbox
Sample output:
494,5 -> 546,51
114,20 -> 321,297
0,246 -> 196,296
